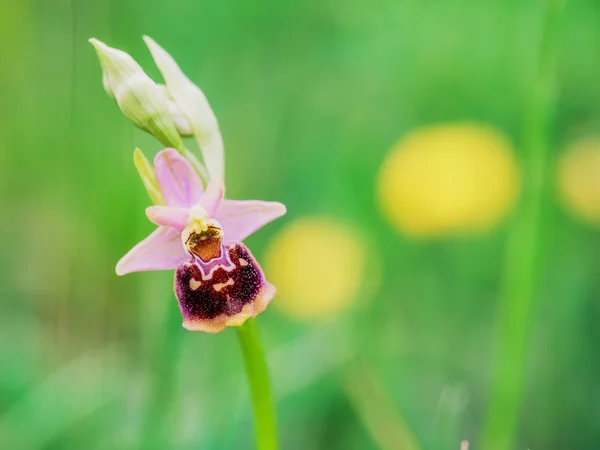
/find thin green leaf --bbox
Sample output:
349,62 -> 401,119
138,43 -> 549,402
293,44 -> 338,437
134,148 -> 165,205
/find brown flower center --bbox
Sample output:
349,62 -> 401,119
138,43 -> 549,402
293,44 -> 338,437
182,206 -> 224,263
184,224 -> 223,262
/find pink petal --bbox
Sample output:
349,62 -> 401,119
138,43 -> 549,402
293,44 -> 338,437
215,200 -> 286,243
154,148 -> 204,207
116,226 -> 188,275
199,178 -> 225,216
146,206 -> 189,232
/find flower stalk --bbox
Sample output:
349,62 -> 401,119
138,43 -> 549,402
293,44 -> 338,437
481,0 -> 565,448
237,319 -> 278,450
90,36 -> 285,450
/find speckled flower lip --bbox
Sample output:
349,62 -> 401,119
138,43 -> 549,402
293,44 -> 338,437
116,148 -> 286,332
176,243 -> 275,333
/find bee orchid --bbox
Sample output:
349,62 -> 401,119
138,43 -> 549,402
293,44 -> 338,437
117,148 -> 286,332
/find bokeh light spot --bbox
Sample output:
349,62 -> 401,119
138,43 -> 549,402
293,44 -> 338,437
265,217 -> 366,321
377,122 -> 520,237
557,137 -> 600,227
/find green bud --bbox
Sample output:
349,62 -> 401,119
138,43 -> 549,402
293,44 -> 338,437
158,85 -> 193,137
133,148 -> 164,205
143,35 -> 224,181
89,38 -> 184,152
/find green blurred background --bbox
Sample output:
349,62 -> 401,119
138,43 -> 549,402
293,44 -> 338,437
2,0 -> 600,448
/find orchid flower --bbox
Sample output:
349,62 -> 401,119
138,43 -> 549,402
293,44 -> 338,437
91,36 -> 283,448
117,148 -> 286,333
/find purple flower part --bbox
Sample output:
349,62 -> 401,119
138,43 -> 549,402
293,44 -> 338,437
198,178 -> 225,215
215,200 -> 287,243
192,244 -> 235,280
116,226 -> 188,275
154,148 -> 204,207
116,148 -> 286,286
146,206 -> 189,231
175,242 -> 275,333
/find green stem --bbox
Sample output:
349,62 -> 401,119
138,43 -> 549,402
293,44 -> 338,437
236,318 -> 278,450
481,0 -> 565,448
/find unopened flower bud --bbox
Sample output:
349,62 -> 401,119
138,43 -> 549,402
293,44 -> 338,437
144,36 -> 225,181
89,38 -> 184,152
158,85 -> 193,137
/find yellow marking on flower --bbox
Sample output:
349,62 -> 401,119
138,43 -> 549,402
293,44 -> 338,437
187,205 -> 210,230
189,278 -> 201,290
182,206 -> 224,262
265,217 -> 367,321
377,122 -> 520,237
557,137 -> 600,227
213,278 -> 234,292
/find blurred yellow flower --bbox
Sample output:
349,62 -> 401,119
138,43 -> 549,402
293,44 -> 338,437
377,122 -> 520,237
557,137 -> 600,226
265,217 -> 366,320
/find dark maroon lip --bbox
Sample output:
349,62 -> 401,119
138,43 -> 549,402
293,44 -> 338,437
175,243 -> 267,322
